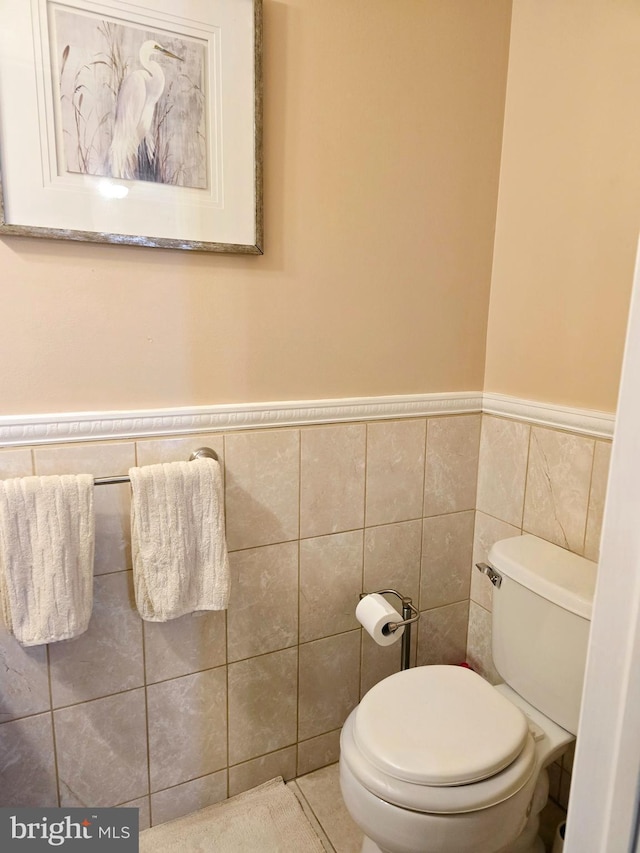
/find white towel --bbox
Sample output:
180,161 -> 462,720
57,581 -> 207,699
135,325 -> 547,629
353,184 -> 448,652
129,458 -> 230,621
0,474 -> 95,646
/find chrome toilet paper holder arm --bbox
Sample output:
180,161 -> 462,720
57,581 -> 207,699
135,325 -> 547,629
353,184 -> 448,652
359,589 -> 420,671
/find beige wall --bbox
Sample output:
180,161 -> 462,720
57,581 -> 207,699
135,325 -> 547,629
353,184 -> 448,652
484,0 -> 640,414
6,0 -> 636,419
0,0 -> 511,416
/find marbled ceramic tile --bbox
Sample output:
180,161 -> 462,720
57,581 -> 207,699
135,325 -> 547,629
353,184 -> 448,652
300,424 -> 366,538
299,531 -> 362,643
150,769 -> 227,825
144,609 -> 226,684
0,624 -> 50,722
228,647 -> 297,766
466,600 -> 501,684
227,542 -> 298,660
424,415 -> 481,516
584,440 -> 612,562
298,630 -> 360,741
420,511 -> 474,610
476,415 -> 530,527
136,434 -> 224,470
287,781 -> 335,853
296,763 -> 364,853
119,796 -> 150,831
415,600 -> 469,667
297,730 -> 341,778
34,442 -> 136,480
471,512 -> 521,611
55,689 -> 148,807
49,571 -> 143,707
0,713 -> 58,806
225,430 -> 299,550
523,427 -> 594,554
228,746 -> 297,797
363,520 -> 421,603
93,483 -> 132,575
360,627 -> 415,698
360,521 -> 420,693
147,666 -> 227,792
365,419 -> 426,526
34,441 -> 136,575
0,449 -> 33,479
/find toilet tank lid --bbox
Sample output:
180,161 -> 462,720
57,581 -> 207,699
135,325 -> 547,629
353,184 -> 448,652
488,535 -> 597,619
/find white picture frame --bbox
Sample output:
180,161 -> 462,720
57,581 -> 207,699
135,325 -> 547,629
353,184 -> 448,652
0,0 -> 263,253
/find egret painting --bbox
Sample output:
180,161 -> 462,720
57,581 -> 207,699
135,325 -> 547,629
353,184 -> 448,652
52,8 -> 208,188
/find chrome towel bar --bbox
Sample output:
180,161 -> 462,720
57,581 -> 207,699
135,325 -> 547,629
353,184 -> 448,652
93,447 -> 219,486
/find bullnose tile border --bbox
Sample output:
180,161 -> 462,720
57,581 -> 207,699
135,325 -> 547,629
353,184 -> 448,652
0,392 -> 614,447
483,393 -> 615,439
0,393 -> 482,447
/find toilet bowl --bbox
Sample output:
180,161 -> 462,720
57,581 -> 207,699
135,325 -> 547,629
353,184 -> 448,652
340,665 -> 571,853
339,535 -> 597,853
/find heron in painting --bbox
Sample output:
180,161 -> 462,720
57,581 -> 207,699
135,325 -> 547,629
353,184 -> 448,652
108,40 -> 183,181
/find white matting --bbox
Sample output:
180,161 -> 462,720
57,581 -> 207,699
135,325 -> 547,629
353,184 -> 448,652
139,777 -> 327,852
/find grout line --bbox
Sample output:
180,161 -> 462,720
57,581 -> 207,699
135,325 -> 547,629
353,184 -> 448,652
362,422 -> 369,536
417,418 -> 429,618
520,423 -> 533,530
224,627 -> 230,801
359,426 -> 370,699
222,433 -> 231,802
358,527 -> 365,700
226,509 -> 480,556
140,618 -> 153,825
581,438 -> 598,556
288,781 -> 336,852
46,644 -> 62,807
421,417 -> 429,519
296,590 -> 301,770
360,430 -> 368,647
292,773 -> 339,852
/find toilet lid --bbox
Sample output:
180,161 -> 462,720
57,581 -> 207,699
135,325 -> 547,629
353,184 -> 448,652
353,665 -> 529,786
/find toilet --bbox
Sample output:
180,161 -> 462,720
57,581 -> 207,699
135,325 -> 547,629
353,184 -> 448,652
339,534 -> 597,853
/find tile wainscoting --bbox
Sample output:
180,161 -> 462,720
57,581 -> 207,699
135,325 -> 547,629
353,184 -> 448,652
0,395 -> 613,825
469,414 -> 612,810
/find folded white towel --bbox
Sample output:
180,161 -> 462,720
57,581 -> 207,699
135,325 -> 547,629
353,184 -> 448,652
129,458 -> 230,621
0,474 -> 95,646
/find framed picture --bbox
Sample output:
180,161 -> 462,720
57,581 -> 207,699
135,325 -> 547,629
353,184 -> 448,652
0,0 -> 263,253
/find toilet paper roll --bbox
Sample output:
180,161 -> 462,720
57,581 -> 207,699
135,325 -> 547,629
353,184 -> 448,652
356,593 -> 405,646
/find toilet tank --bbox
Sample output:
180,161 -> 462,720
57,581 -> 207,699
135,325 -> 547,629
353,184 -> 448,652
488,535 -> 597,735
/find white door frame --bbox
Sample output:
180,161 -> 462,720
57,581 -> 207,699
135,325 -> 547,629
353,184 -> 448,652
565,239 -> 640,852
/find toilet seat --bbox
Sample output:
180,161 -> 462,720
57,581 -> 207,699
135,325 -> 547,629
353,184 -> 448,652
354,665 -> 530,785
341,711 -> 537,814
341,665 -> 538,815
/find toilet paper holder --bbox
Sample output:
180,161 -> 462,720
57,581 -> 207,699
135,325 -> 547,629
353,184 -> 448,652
359,589 -> 420,671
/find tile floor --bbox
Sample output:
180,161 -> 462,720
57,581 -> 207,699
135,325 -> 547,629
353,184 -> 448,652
288,763 -> 567,853
288,764 -> 362,853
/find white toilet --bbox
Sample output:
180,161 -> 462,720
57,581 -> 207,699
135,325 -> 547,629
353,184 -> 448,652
339,534 -> 597,853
